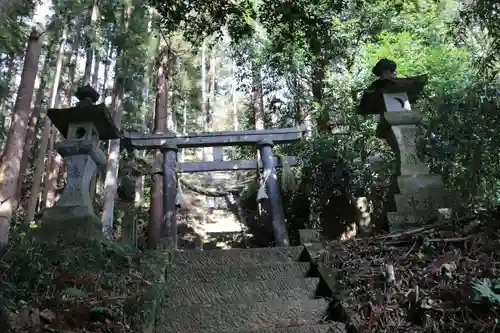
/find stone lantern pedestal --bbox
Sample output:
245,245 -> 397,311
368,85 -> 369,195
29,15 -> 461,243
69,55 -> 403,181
358,59 -> 454,230
40,85 -> 120,239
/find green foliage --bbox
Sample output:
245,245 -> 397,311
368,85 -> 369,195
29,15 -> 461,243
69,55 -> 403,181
473,278 -> 500,304
151,0 -> 252,43
362,30 -> 474,99
0,234 -> 166,331
453,0 -> 500,76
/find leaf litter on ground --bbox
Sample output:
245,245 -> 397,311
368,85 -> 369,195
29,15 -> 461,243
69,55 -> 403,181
316,211 -> 500,333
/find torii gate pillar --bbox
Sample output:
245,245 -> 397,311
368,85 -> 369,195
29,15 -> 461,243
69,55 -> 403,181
257,139 -> 289,246
160,143 -> 178,249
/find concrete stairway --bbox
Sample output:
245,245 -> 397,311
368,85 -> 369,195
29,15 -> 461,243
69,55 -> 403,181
159,246 -> 346,333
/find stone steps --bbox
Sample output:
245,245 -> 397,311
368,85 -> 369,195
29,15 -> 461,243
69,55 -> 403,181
172,246 -> 304,266
161,245 -> 346,333
238,323 -> 346,333
159,298 -> 331,333
168,277 -> 320,306
168,262 -> 311,285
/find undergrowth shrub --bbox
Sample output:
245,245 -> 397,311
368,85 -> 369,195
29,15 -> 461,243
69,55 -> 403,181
0,230 -> 167,332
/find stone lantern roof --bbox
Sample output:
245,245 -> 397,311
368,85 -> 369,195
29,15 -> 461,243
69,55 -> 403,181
357,58 -> 428,115
47,85 -> 120,140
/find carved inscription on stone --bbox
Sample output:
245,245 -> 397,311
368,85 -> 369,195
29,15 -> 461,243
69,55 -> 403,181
68,162 -> 83,178
407,195 -> 434,210
401,129 -> 416,149
407,196 -> 419,209
60,160 -> 82,204
423,196 -> 434,209
388,212 -> 434,228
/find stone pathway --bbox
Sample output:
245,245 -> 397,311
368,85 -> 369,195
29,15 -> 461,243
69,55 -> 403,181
159,246 -> 346,332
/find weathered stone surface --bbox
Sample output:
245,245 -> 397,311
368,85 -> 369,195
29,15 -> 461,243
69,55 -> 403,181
388,173 -> 462,230
238,323 -> 346,333
53,141 -> 105,215
168,277 -> 320,306
299,229 -> 321,245
47,87 -> 119,140
36,212 -> 103,243
159,299 -> 330,333
387,212 -> 435,229
172,246 -> 304,266
123,125 -> 306,149
394,191 -> 447,215
389,124 -> 429,176
168,262 -> 311,285
397,174 -> 443,189
379,111 -> 455,231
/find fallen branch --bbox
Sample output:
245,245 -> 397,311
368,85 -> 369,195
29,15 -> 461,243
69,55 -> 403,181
426,235 -> 472,243
376,219 -> 444,240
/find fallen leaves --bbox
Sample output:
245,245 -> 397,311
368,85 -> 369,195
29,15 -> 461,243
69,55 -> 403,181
318,211 -> 500,332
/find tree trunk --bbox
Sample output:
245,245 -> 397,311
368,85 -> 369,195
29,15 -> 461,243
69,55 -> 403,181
135,9 -> 155,206
43,128 -> 63,208
65,20 -> 82,105
0,54 -> 20,151
167,52 -> 177,132
201,39 -> 207,161
292,74 -> 302,126
15,38 -> 56,211
83,0 -> 99,86
311,56 -> 330,134
101,42 -> 112,101
82,0 -> 100,202
0,28 -> 44,245
92,54 -> 100,88
148,44 -> 171,249
231,59 -> 238,130
208,49 -> 216,129
101,4 -> 132,238
180,99 -> 187,161
0,53 -> 17,113
252,68 -> 265,130
94,42 -> 113,199
24,26 -> 66,223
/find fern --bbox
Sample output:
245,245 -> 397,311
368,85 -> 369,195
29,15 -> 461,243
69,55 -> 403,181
472,279 -> 500,304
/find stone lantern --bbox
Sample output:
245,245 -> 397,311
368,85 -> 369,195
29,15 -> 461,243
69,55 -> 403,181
358,59 -> 453,230
43,85 -> 119,234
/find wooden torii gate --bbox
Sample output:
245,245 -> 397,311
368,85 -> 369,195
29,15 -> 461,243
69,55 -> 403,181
122,126 -> 305,249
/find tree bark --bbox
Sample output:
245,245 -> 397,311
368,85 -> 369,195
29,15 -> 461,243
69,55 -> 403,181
101,42 -> 112,101
0,54 -> 17,116
135,9 -> 155,206
148,44 -> 171,249
83,0 -> 99,86
15,37 -> 56,211
24,26 -> 66,223
311,55 -> 330,134
231,59 -> 238,131
65,19 -> 82,105
101,4 -> 132,238
0,28 -> 44,245
252,68 -> 265,130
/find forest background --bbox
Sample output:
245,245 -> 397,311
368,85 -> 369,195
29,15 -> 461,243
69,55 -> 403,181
0,0 -> 499,248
